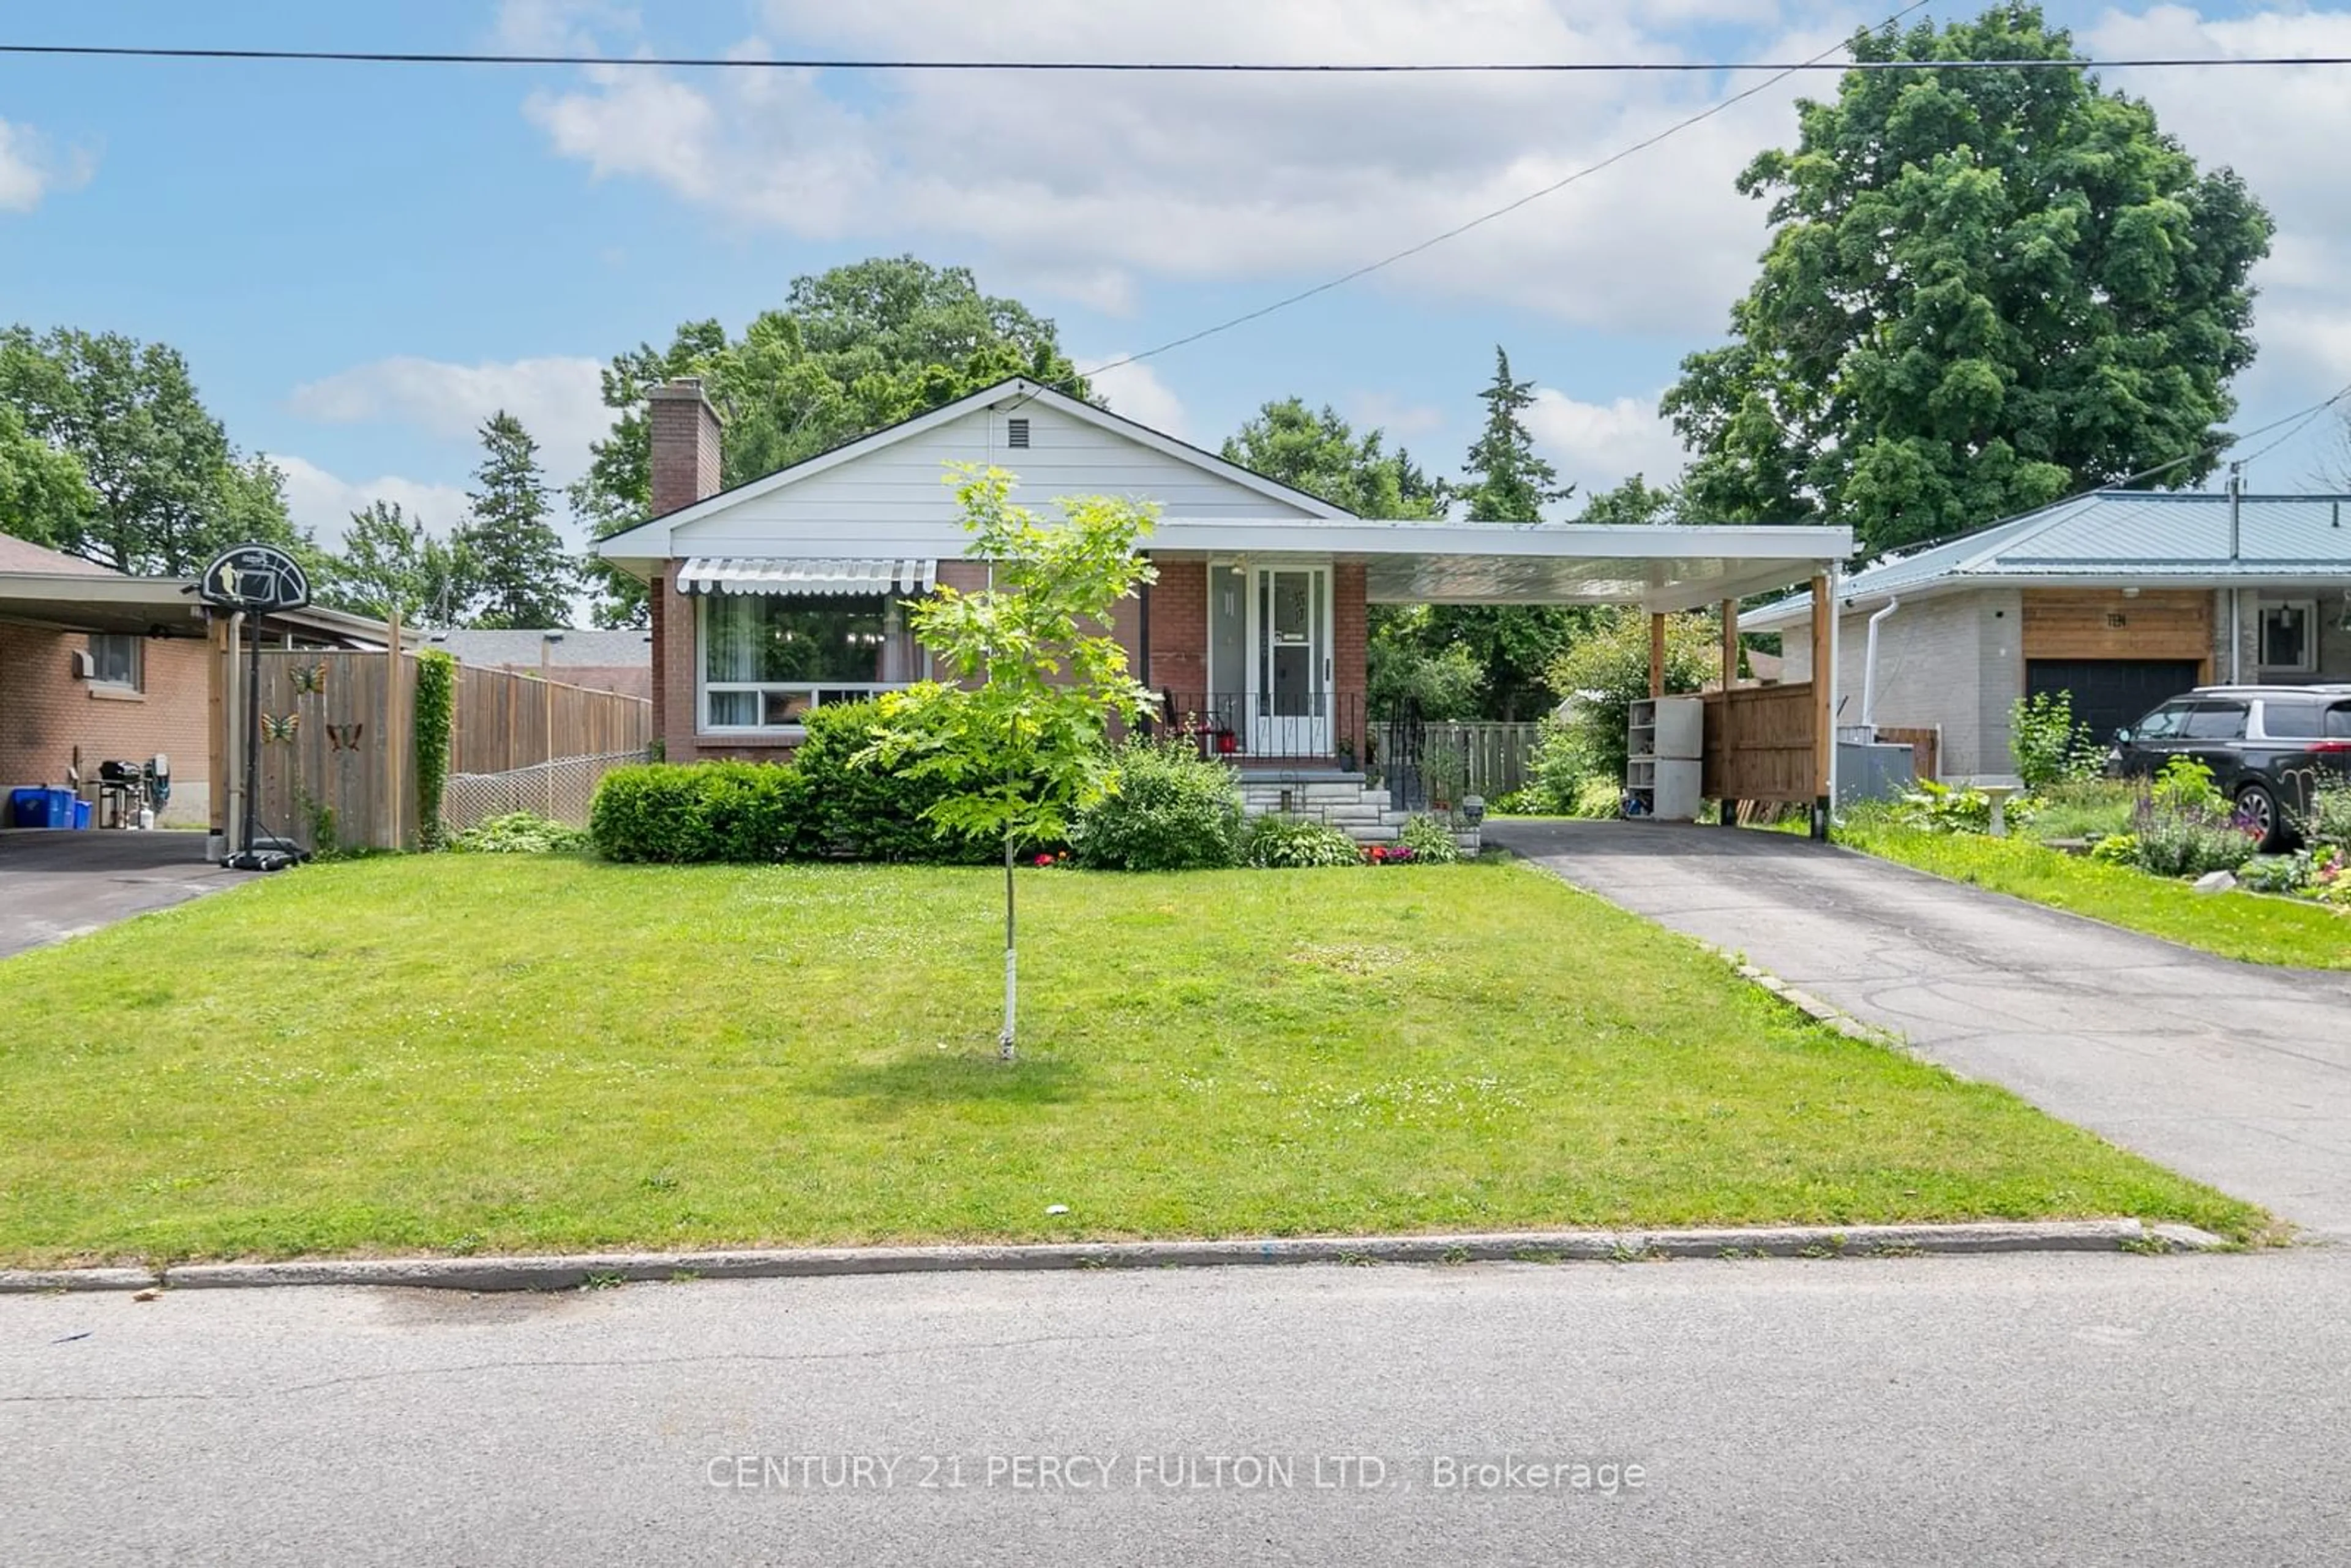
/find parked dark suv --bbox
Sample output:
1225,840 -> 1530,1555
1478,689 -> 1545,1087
2108,685 -> 2351,849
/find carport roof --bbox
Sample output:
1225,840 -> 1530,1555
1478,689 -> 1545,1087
1147,518 -> 1853,612
0,568 -> 397,645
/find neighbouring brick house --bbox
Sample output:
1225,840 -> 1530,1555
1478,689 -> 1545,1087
596,377 -> 1851,827
0,533 -> 216,824
1749,492 -> 2351,779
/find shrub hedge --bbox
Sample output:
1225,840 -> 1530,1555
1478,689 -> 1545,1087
792,698 -> 999,864
589,762 -> 819,864
1070,738 -> 1247,871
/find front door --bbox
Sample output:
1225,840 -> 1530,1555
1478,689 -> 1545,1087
1247,563 -> 1332,758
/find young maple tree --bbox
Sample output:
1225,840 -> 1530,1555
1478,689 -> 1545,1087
866,464 -> 1157,1059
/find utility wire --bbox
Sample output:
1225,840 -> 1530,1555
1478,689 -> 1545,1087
4,42 -> 2351,73
1073,1 -> 1933,387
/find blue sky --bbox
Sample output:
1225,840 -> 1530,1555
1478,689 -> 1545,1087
4,1 -> 2347,552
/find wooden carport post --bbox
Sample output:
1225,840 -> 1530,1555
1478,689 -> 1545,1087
1718,597 -> 1741,828
1810,573 -> 1834,841
1648,613 -> 1667,699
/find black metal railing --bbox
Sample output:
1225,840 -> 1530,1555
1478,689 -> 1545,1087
1149,690 -> 1431,809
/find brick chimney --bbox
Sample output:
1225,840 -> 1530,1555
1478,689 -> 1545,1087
648,378 -> 722,516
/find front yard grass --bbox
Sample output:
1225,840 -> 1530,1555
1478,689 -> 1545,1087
1837,819 -> 2351,971
0,855 -> 2262,1264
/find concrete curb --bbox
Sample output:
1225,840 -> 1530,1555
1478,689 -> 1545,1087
0,1219 -> 2229,1295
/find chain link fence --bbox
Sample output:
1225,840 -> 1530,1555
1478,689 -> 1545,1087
443,748 -> 649,835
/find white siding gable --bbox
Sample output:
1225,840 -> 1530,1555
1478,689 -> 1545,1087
668,399 -> 1329,558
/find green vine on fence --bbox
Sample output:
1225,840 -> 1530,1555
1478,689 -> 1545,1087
413,649 -> 456,850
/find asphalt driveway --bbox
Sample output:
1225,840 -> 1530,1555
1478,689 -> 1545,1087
1488,819 -> 2351,1238
0,830 -> 250,960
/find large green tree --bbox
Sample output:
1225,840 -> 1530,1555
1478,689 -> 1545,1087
1220,397 -> 1445,519
459,412 -> 577,629
572,256 -> 1089,626
320,500 -> 476,627
1663,4 -> 2272,553
0,401 -> 90,548
0,326 -> 302,572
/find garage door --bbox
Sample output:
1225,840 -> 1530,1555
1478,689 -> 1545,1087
2026,659 -> 2203,744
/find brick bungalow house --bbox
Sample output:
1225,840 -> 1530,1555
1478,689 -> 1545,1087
595,378 -> 1853,819
1748,491 -> 2351,779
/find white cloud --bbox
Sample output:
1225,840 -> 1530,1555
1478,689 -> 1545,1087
0,116 -> 94,213
1082,355 -> 1189,440
274,456 -> 473,549
1346,391 -> 1448,440
1526,387 -> 1685,498
494,0 -> 639,53
288,355 -> 612,487
514,2 -> 1859,328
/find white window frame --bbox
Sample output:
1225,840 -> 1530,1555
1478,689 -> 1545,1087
2259,598 -> 2319,674
87,632 -> 143,691
694,595 -> 929,737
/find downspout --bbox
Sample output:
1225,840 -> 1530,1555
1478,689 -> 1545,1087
2227,465 -> 2243,684
1860,597 -> 1900,735
1826,562 -> 1842,814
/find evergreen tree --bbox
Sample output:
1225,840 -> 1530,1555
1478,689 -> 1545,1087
1419,348 -> 1581,719
1460,347 -> 1570,523
459,412 -> 576,629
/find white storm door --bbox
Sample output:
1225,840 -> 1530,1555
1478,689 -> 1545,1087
1247,563 -> 1332,757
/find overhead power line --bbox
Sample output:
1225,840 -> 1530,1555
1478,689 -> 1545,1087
3,42 -> 2351,73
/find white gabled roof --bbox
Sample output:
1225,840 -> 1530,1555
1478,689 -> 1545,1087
598,377 -> 1353,564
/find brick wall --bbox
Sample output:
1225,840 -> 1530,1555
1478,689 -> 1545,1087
0,627 -> 211,824
651,565 -> 701,760
1147,558 -> 1206,696
1333,561 -> 1368,754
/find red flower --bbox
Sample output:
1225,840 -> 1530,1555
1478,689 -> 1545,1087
1034,853 -> 1055,866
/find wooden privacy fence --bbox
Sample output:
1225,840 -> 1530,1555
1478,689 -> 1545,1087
1701,683 -> 1817,805
247,649 -> 652,852
1420,721 -> 1542,798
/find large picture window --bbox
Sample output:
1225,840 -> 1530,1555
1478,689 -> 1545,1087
700,594 -> 924,730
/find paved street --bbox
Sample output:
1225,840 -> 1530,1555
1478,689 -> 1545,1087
1490,820 -> 2351,1237
0,830 -> 247,959
4,1251 -> 2347,1566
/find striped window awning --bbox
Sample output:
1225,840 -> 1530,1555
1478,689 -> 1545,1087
676,557 -> 938,596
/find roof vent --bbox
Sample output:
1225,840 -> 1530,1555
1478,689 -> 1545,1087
1007,416 -> 1030,449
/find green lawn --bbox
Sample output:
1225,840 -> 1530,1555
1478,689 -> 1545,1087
0,855 -> 2262,1264
1837,820 -> 2351,971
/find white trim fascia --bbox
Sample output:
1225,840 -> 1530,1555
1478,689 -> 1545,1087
1153,518 -> 1854,560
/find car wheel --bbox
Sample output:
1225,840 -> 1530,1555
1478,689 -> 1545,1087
2237,781 -> 2284,852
